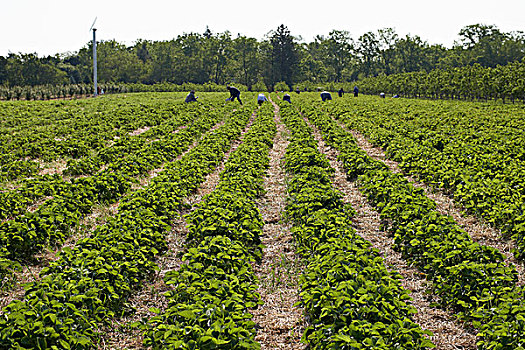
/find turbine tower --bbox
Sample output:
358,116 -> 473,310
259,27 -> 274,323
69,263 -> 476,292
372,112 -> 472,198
89,17 -> 98,96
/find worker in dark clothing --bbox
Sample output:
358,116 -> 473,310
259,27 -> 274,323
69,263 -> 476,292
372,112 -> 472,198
338,88 -> 344,97
295,88 -> 301,94
185,90 -> 198,103
353,86 -> 359,97
283,93 -> 291,103
226,85 -> 243,104
320,91 -> 332,102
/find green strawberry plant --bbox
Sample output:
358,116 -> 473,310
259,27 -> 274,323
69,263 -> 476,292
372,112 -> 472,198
277,100 -> 434,349
297,97 -> 525,349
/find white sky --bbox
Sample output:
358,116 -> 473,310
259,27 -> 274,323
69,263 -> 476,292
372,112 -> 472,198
1,0 -> 524,56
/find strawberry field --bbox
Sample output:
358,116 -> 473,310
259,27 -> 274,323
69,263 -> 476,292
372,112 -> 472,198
1,92 -> 524,349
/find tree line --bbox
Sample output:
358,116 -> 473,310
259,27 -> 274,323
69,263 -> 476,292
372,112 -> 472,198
359,61 -> 525,102
1,24 -> 524,91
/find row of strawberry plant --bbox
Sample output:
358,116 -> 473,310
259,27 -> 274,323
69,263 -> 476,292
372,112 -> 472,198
0,103 -> 232,288
0,100 -> 207,219
0,95 -> 161,159
0,93 -> 230,159
0,174 -> 68,221
277,100 -> 434,349
0,104 -> 255,349
324,98 -> 525,260
144,103 -> 275,349
0,254 -> 17,293
300,102 -> 525,349
0,93 -> 194,181
0,135 -> 164,221
0,160 -> 41,182
0,101 -> 113,171
62,101 -> 203,176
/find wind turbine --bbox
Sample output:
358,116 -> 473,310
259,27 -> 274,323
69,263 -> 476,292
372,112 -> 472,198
89,17 -> 98,96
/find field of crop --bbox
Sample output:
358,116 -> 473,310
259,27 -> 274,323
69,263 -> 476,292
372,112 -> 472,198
1,92 -> 524,349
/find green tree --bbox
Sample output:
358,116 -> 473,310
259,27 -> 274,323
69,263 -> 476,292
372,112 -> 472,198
203,31 -> 234,84
232,35 -> 260,88
175,33 -> 208,83
391,35 -> 430,73
454,24 -> 525,67
94,40 -> 146,83
267,24 -> 300,87
323,30 -> 354,82
356,31 -> 380,77
301,39 -> 328,82
0,56 -> 8,85
377,28 -> 398,75
148,40 -> 184,83
4,53 -> 67,86
457,24 -> 501,49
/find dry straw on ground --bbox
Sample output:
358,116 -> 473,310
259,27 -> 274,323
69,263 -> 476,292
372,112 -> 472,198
37,159 -> 69,176
252,101 -> 306,350
129,126 -> 151,137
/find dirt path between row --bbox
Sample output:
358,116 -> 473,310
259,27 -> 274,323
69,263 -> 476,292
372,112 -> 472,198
252,100 -> 306,349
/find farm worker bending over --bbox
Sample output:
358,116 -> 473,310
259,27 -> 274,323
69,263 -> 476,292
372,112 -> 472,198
338,88 -> 345,97
380,92 -> 385,98
257,93 -> 267,106
320,91 -> 332,102
226,85 -> 243,105
283,93 -> 291,103
185,90 -> 198,103
353,86 -> 359,97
